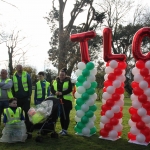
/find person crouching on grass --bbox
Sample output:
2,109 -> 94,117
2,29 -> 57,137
0,98 -> 27,143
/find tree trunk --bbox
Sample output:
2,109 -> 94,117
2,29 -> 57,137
8,47 -> 13,78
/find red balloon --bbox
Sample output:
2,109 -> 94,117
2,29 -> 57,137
104,123 -> 113,131
135,60 -> 145,69
147,111 -> 150,115
129,107 -> 137,114
140,68 -> 149,77
103,28 -> 126,62
144,75 -> 150,83
114,68 -> 122,76
131,114 -> 141,122
103,87 -> 106,92
118,61 -> 127,69
115,87 -> 124,94
132,27 -> 150,61
120,107 -> 123,111
128,132 -> 136,140
101,111 -> 105,116
106,99 -> 115,107
131,81 -> 139,88
138,94 -> 147,103
142,102 -> 150,110
141,127 -> 150,136
110,118 -> 119,125
101,104 -> 111,112
145,135 -> 150,143
104,80 -> 112,87
136,121 -> 145,130
133,87 -> 143,96
108,73 -> 116,81
112,93 -> 120,101
100,129 -> 108,137
106,62 -> 109,66
70,31 -> 96,63
118,132 -> 122,136
121,82 -> 124,87
114,112 -> 123,119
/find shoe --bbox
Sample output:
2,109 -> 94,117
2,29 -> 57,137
27,133 -> 32,139
59,130 -> 63,134
61,130 -> 67,136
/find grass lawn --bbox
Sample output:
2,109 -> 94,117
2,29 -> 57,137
0,94 -> 150,150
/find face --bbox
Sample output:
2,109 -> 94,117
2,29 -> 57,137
1,69 -> 7,79
9,100 -> 17,107
59,71 -> 66,81
16,65 -> 23,74
38,74 -> 44,81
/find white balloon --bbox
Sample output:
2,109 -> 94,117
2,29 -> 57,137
112,105 -> 120,113
77,86 -> 86,94
75,116 -> 81,122
74,92 -> 81,99
86,99 -> 94,106
119,118 -> 122,124
105,66 -> 114,74
132,67 -> 140,75
122,70 -> 125,75
128,119 -> 136,127
100,116 -> 109,124
90,68 -> 97,75
82,127 -> 90,136
90,93 -> 97,100
86,121 -> 94,128
75,69 -> 82,77
137,107 -> 147,117
104,74 -> 108,80
77,62 -> 86,70
87,74 -> 96,82
102,92 -> 111,100
120,94 -> 124,100
83,81 -> 91,89
146,123 -> 150,127
130,126 -> 140,135
139,81 -> 148,90
108,130 -> 118,139
99,122 -> 104,129
115,99 -> 124,107
136,134 -> 146,143
148,97 -> 150,101
109,60 -> 118,69
81,104 -> 89,112
105,110 -> 114,118
106,86 -> 115,94
112,80 -> 121,88
89,115 -> 96,121
145,60 -> 150,69
144,88 -> 150,97
130,94 -> 138,101
102,99 -> 106,104
132,100 -> 142,109
113,124 -> 123,132
142,115 -> 150,124
116,75 -> 126,82
134,74 -> 144,83
76,110 -> 85,118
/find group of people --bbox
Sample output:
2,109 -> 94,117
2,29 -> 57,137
0,65 -> 75,143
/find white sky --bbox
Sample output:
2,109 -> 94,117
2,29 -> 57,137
0,0 -> 150,73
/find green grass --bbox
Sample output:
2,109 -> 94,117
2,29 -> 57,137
0,96 -> 150,150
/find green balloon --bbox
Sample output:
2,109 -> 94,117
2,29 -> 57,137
89,105 -> 97,111
81,116 -> 89,124
76,82 -> 82,87
86,62 -> 94,70
74,125 -> 82,133
75,104 -> 81,111
86,88 -> 95,95
90,127 -> 97,134
81,93 -> 89,100
77,122 -> 85,129
77,75 -> 86,83
85,110 -> 94,118
82,69 -> 90,77
76,98 -> 84,106
91,81 -> 97,88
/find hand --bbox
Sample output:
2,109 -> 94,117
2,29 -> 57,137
55,91 -> 59,95
58,92 -> 62,95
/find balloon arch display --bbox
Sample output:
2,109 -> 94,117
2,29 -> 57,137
70,27 -> 150,146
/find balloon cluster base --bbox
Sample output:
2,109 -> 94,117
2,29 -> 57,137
99,136 -> 121,141
75,132 -> 96,137
128,140 -> 149,146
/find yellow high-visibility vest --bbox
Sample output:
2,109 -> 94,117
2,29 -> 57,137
13,71 -> 28,92
36,81 -> 50,99
0,78 -> 13,98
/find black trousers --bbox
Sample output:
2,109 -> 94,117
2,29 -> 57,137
60,105 -> 71,131
17,98 -> 32,132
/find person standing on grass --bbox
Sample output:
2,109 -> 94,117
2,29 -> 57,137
51,68 -> 73,136
0,69 -> 13,124
12,64 -> 32,138
34,71 -> 50,105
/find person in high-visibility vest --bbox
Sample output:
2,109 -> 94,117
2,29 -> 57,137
0,69 -> 13,124
12,64 -> 32,139
51,68 -> 73,136
0,98 -> 27,143
34,71 -> 50,105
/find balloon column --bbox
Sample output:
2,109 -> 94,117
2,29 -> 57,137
99,28 -> 127,140
70,31 -> 98,136
128,27 -> 150,145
